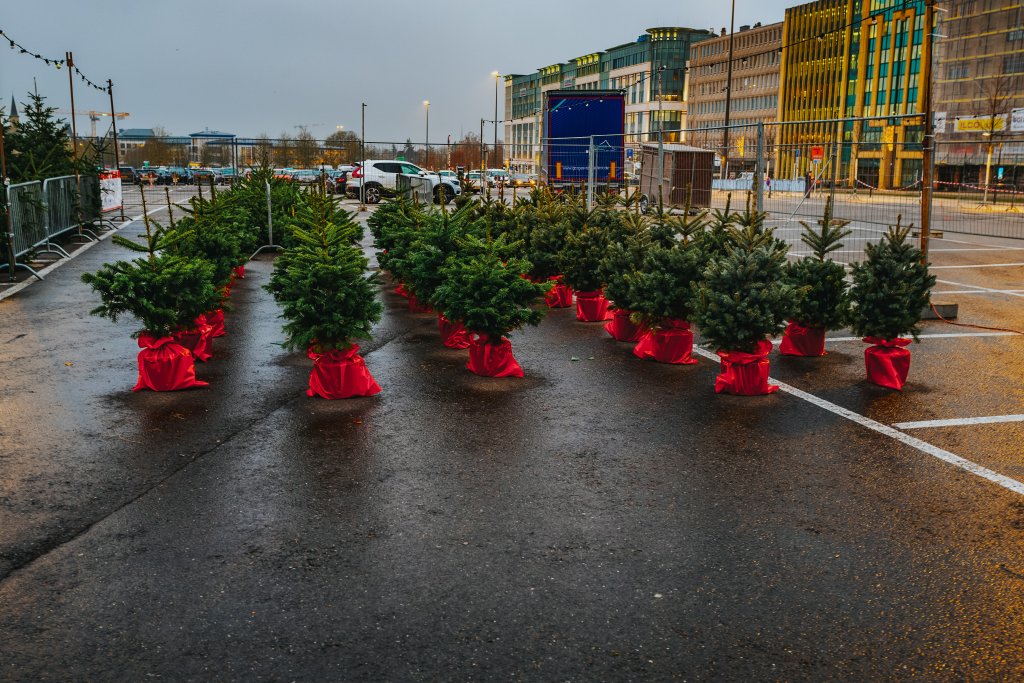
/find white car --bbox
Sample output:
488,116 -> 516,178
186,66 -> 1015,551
348,160 -> 461,204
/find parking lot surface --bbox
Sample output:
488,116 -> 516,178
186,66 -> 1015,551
0,201 -> 1022,680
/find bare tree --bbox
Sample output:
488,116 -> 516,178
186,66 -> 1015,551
294,126 -> 320,168
254,134 -> 273,169
274,132 -> 294,167
976,74 -> 1013,202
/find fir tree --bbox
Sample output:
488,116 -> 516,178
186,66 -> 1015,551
81,192 -> 218,338
784,197 -> 852,330
849,218 -> 935,341
265,193 -> 381,352
560,225 -> 610,292
405,206 -> 483,306
432,234 -> 549,343
4,92 -> 76,182
626,238 -> 707,327
693,224 -> 793,353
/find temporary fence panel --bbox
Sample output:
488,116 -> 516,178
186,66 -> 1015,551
396,175 -> 434,205
8,181 -> 47,258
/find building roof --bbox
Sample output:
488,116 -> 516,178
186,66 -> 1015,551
190,130 -> 235,139
9,95 -> 17,119
119,128 -> 156,138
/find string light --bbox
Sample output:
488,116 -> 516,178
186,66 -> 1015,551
0,27 -> 108,91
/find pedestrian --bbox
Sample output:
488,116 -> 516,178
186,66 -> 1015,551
804,171 -> 812,198
766,174 -> 772,198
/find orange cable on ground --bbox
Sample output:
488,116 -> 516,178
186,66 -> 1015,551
930,303 -> 1024,336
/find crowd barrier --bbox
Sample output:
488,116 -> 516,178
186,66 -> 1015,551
3,174 -> 108,279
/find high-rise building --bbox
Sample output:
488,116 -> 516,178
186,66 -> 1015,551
933,0 -> 1024,187
687,21 -> 784,175
503,27 -> 713,175
778,0 -> 931,190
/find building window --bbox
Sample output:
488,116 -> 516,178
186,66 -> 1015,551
1005,54 -> 1024,73
946,64 -> 969,79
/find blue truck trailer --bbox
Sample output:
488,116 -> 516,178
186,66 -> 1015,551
543,90 -> 625,189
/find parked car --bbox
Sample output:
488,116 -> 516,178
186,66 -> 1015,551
136,167 -> 159,185
347,160 -> 461,204
486,168 -> 511,186
512,173 -> 535,188
118,166 -> 136,184
157,167 -> 192,185
191,168 -> 220,185
464,170 -> 488,192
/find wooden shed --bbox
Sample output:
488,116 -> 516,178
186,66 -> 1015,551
638,143 -> 715,209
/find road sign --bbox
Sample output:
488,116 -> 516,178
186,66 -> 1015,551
810,145 -> 824,162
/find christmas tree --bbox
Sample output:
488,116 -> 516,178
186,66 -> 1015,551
405,206 -> 483,306
849,218 -> 935,341
265,193 -> 382,353
784,197 -> 851,331
81,196 -> 218,339
432,233 -> 548,343
693,225 -> 793,353
560,220 -> 610,293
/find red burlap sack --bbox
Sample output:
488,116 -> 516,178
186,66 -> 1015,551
232,265 -> 245,279
173,314 -> 215,363
545,276 -> 574,309
439,313 -> 472,349
779,321 -> 827,357
633,319 -> 698,364
466,333 -> 524,378
576,290 -> 611,322
863,337 -> 912,390
394,282 -> 411,298
715,340 -> 778,396
205,308 -> 226,337
605,309 -> 643,342
408,293 -> 432,313
306,345 -> 382,399
132,334 -> 208,392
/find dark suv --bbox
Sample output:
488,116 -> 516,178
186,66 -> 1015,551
118,166 -> 136,184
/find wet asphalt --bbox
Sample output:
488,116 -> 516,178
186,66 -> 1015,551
1,209 -> 1023,681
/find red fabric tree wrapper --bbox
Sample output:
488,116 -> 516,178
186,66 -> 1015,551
306,345 -> 382,399
173,314 -> 215,363
466,333 -> 524,378
715,340 -> 779,396
232,265 -> 245,279
632,319 -> 698,364
132,335 -> 208,392
438,314 -> 472,349
779,321 -> 827,356
394,282 -> 411,298
863,337 -> 912,390
408,294 -> 432,313
575,290 -> 612,322
205,309 -> 226,337
545,276 -> 574,308
605,309 -> 644,342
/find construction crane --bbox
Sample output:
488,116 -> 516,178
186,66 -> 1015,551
57,110 -> 130,138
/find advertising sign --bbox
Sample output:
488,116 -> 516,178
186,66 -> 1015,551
954,114 -> 1008,133
1012,109 -> 1024,133
99,170 -> 123,213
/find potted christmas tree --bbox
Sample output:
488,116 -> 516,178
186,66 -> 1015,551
374,199 -> 432,312
432,234 -> 550,377
405,206 -> 482,349
265,195 -> 383,399
81,213 -> 218,392
781,197 -> 852,356
693,225 -> 793,395
627,236 -> 706,364
848,219 -> 935,390
520,204 -> 575,308
560,217 -> 612,322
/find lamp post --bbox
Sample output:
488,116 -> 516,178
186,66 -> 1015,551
359,102 -> 366,211
423,100 -> 430,168
722,0 -> 736,180
492,71 -> 500,166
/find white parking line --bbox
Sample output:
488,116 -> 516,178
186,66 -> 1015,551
936,279 -> 1024,298
930,263 -> 1024,269
691,346 -> 1024,497
817,332 -> 1017,342
934,290 -> 1024,295
894,415 -> 1024,429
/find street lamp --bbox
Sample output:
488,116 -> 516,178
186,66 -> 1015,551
491,71 -> 500,165
722,0 -> 736,179
423,100 -> 430,168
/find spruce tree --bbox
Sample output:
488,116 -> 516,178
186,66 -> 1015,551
784,197 -> 852,330
849,218 -> 935,341
405,206 -> 483,306
626,238 -> 706,327
81,200 -> 218,338
432,234 -> 548,342
560,225 -> 609,292
265,194 -> 381,352
4,92 -> 76,182
693,225 -> 793,353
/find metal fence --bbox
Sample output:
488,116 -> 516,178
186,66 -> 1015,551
4,174 -> 106,279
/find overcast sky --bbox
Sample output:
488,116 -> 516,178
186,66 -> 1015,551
2,1 -> 790,143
